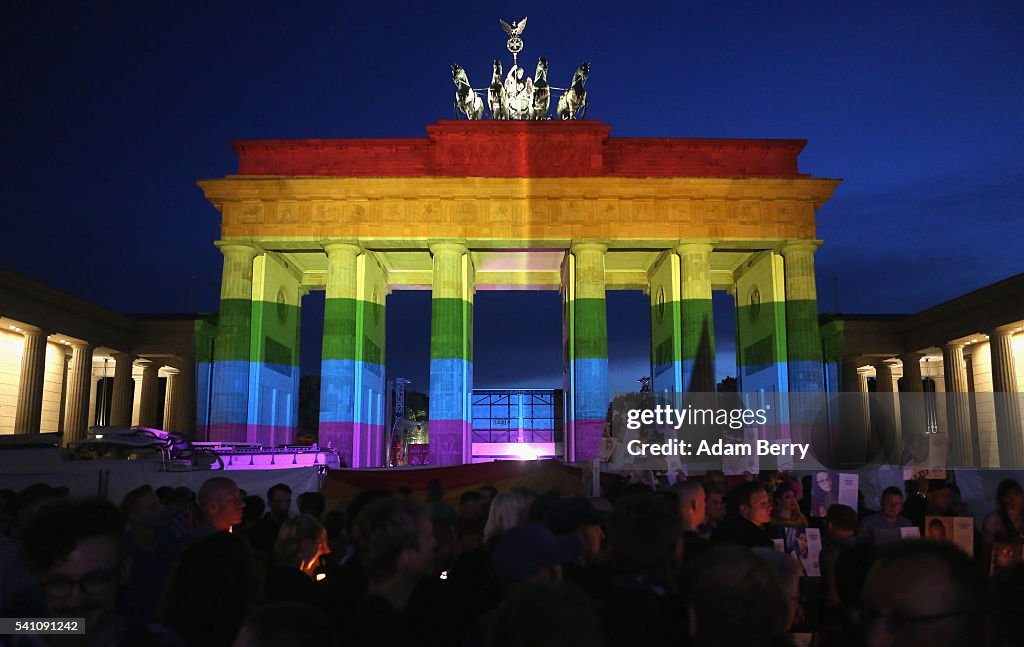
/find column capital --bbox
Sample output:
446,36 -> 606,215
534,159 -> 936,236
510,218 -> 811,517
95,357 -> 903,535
429,241 -> 468,256
69,341 -> 94,352
777,240 -> 822,257
899,352 -> 925,364
214,240 -> 260,259
675,242 -> 714,256
140,361 -> 161,373
992,323 -> 1023,337
323,241 -> 362,257
570,241 -> 608,255
942,341 -> 966,351
17,325 -> 47,337
110,351 -> 135,362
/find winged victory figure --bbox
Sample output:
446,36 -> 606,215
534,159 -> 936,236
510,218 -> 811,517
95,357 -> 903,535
500,17 -> 527,38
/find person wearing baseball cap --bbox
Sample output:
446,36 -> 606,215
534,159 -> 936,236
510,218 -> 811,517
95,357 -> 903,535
490,523 -> 582,588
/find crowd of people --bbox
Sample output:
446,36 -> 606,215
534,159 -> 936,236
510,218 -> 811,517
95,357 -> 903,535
0,470 -> 1021,647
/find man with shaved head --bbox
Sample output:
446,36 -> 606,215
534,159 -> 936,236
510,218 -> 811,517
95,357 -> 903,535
197,477 -> 244,535
671,480 -> 711,570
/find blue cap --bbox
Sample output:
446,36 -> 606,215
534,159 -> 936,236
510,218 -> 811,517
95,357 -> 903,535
490,523 -> 583,585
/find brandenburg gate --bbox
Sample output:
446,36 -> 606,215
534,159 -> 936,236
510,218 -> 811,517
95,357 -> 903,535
198,120 -> 839,467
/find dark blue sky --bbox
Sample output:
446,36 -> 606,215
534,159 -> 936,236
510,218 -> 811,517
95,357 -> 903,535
2,2 -> 1021,394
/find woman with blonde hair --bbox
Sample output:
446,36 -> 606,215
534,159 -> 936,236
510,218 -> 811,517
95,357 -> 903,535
483,491 -> 530,544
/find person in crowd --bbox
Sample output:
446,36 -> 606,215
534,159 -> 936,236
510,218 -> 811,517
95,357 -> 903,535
858,489 -> 877,521
161,486 -> 199,541
426,478 -> 457,524
119,484 -> 177,623
456,490 -> 487,552
344,496 -> 437,646
991,562 -> 1024,647
820,504 -> 859,609
482,491 -> 530,544
712,481 -> 773,548
297,491 -> 326,520
478,484 -> 498,515
0,483 -> 57,618
194,476 -> 245,537
462,524 -> 582,647
543,496 -> 606,568
753,547 -> 804,634
982,479 -> 1024,545
486,581 -> 603,647
858,486 -> 914,541
266,514 -> 331,610
698,483 -> 726,538
248,483 -> 293,554
328,489 -> 393,631
687,546 -> 789,647
450,491 -> 530,631
670,480 -> 711,568
771,481 -> 809,528
241,495 -> 266,531
19,497 -> 184,646
860,540 -> 989,647
489,523 -> 580,589
600,492 -> 687,646
160,529 -> 265,647
704,469 -> 727,493
233,601 -> 338,647
925,481 -> 957,518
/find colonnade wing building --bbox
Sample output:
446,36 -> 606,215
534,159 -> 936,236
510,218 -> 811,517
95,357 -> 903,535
197,121 -> 840,468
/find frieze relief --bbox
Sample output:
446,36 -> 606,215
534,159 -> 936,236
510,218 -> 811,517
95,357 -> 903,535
220,194 -> 819,240
311,201 -> 339,224
239,201 -> 264,224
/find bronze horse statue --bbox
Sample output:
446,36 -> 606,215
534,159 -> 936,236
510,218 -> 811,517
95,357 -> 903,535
488,59 -> 508,120
530,57 -> 550,119
451,64 -> 483,120
556,62 -> 589,120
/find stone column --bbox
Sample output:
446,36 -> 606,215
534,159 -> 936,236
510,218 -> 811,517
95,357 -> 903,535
174,354 -> 197,438
138,363 -> 161,429
63,342 -> 94,444
840,354 -> 864,392
564,242 -> 609,462
875,361 -> 897,392
320,242 -> 361,466
942,342 -> 975,467
836,354 -> 869,465
428,242 -> 474,466
873,360 -> 901,463
677,243 -> 715,393
779,241 -> 824,392
900,353 -> 924,392
990,326 -> 1024,467
109,352 -> 135,428
899,353 -> 926,454
210,243 -> 258,442
163,369 -> 179,432
14,327 -> 49,434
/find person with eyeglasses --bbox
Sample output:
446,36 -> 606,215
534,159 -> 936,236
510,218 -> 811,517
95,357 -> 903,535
16,497 -> 184,646
859,540 -> 989,647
